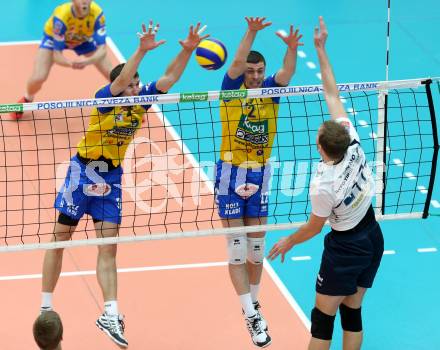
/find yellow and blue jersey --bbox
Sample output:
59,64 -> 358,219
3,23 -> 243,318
43,1 -> 106,52
76,82 -> 162,167
219,73 -> 281,168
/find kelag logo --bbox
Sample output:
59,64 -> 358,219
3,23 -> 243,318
180,92 -> 208,102
220,90 -> 248,100
238,115 -> 268,134
236,115 -> 269,145
0,104 -> 23,113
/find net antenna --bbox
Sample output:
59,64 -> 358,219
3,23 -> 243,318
376,0 -> 392,215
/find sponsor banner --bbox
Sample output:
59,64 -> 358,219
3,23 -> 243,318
219,89 -> 248,100
0,104 -> 23,113
259,82 -> 380,98
35,95 -> 160,111
180,92 -> 208,102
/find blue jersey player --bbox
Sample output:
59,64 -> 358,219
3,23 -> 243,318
40,21 -> 209,348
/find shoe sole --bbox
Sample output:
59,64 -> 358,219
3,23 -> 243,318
96,320 -> 128,348
254,339 -> 272,348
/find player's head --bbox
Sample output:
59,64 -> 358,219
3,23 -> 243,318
110,63 -> 141,96
316,121 -> 350,161
72,0 -> 92,18
244,51 -> 266,89
33,311 -> 63,350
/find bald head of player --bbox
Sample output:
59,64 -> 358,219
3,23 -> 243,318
33,311 -> 63,350
72,0 -> 91,18
316,120 -> 351,163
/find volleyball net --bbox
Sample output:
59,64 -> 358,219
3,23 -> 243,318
0,77 -> 438,252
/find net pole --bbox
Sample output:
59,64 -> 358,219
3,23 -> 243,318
422,79 -> 439,218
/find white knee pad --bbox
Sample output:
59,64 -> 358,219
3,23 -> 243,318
227,234 -> 247,265
247,237 -> 265,264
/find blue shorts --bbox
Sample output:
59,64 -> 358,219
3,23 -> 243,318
54,155 -> 123,224
214,160 -> 271,219
316,207 -> 384,296
40,34 -> 97,55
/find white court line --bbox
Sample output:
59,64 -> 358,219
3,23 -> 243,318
347,107 -> 358,115
431,200 -> 440,208
306,61 -> 316,69
369,132 -> 377,139
358,119 -> 368,127
315,73 -> 322,80
417,186 -> 428,194
383,250 -> 396,255
298,50 -> 306,58
0,40 -> 39,46
0,262 -> 228,282
417,248 -> 438,253
404,172 -> 416,180
340,97 -> 347,104
264,261 -> 311,330
291,256 -> 312,261
107,37 -> 310,328
393,158 -> 403,167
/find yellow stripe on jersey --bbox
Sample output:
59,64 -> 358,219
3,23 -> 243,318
219,84 -> 279,168
77,105 -> 144,167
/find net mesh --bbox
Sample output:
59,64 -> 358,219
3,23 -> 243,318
0,78 -> 437,251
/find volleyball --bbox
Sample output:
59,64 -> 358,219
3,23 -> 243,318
195,38 -> 227,70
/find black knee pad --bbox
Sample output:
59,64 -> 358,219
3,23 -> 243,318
57,213 -> 79,227
339,303 -> 362,332
311,307 -> 336,341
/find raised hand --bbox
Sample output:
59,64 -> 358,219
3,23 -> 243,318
245,16 -> 272,32
314,16 -> 328,50
179,22 -> 210,51
276,25 -> 304,50
137,21 -> 166,52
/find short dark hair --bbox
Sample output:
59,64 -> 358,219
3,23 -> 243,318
110,63 -> 139,83
318,120 -> 351,160
33,311 -> 63,350
247,50 -> 266,65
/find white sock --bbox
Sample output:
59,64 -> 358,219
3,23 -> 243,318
250,284 -> 260,304
104,300 -> 119,315
41,292 -> 53,309
240,293 -> 256,318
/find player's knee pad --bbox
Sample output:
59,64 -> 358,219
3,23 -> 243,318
339,304 -> 362,332
311,307 -> 336,341
227,234 -> 247,265
247,237 -> 265,264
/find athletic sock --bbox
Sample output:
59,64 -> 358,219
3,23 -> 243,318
240,293 -> 256,317
104,300 -> 119,316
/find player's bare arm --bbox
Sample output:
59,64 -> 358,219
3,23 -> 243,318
227,17 -> 272,79
156,22 -> 209,92
275,25 -> 303,86
314,16 -> 347,120
110,21 -> 165,96
268,214 -> 327,262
